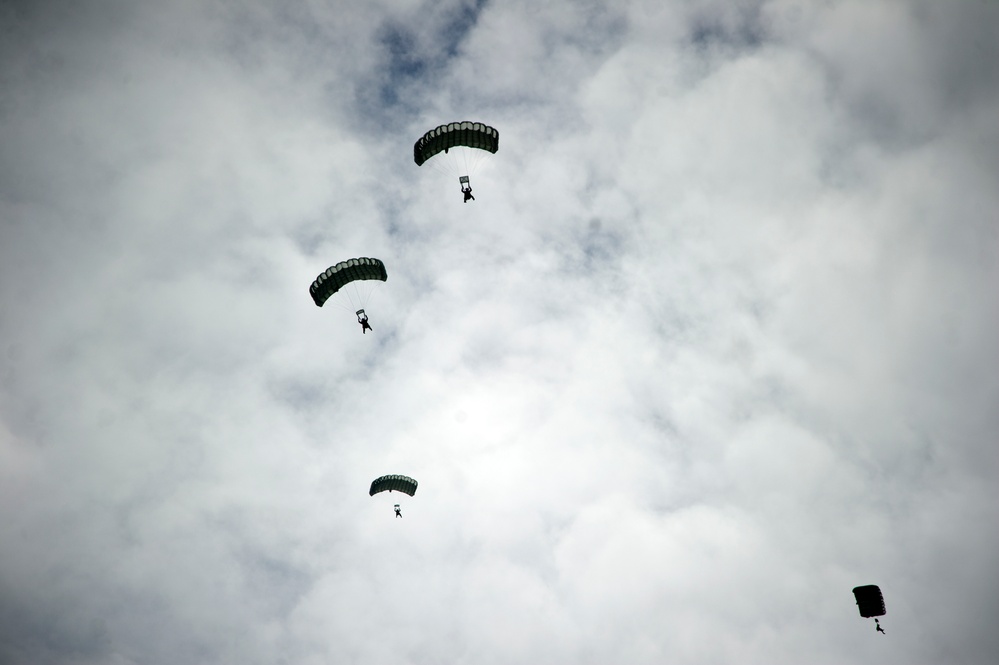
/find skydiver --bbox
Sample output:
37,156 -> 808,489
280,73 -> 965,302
875,619 -> 885,635
394,504 -> 402,518
462,185 -> 475,203
357,311 -> 372,334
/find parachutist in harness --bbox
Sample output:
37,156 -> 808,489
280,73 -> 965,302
356,309 -> 372,334
459,175 -> 474,203
394,504 -> 402,518
875,619 -> 885,634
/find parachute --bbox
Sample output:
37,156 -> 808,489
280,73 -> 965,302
369,474 -> 418,497
310,258 -> 387,314
853,585 -> 886,618
413,121 -> 499,167
414,121 -> 498,197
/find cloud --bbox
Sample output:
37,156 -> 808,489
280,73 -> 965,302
1,1 -> 997,664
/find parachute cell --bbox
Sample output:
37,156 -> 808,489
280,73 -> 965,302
369,474 -> 418,497
310,258 -> 387,308
413,121 -> 499,166
852,585 -> 886,618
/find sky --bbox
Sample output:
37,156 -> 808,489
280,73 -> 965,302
1,1 -> 997,664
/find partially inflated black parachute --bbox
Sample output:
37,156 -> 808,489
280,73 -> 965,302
853,585 -> 886,618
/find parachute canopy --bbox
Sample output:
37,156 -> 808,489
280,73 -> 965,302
414,121 -> 499,167
852,585 -> 886,618
370,474 -> 418,497
310,258 -> 387,308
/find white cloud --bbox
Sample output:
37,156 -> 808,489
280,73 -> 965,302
1,1 -> 997,664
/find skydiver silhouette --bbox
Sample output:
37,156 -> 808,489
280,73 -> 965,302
357,311 -> 372,334
462,186 -> 475,203
394,504 -> 402,518
875,619 -> 885,634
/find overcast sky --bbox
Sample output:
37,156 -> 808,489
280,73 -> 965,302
1,1 -> 998,664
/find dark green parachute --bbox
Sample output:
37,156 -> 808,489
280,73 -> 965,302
413,121 -> 499,166
369,474 -> 418,497
852,585 -> 886,618
310,258 -> 387,308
